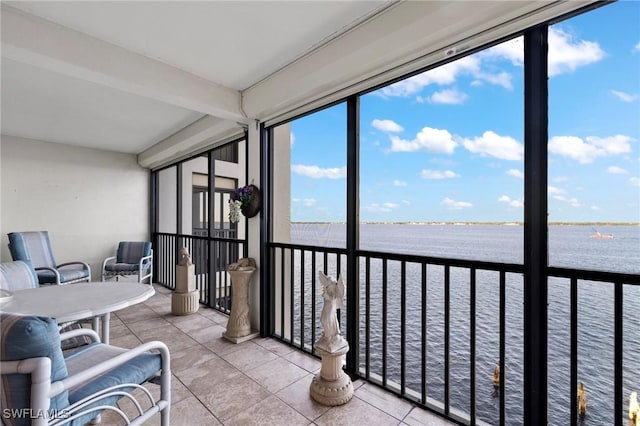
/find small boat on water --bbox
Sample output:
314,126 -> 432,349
591,229 -> 614,239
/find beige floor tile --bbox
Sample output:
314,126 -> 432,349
169,313 -> 216,333
402,406 -> 453,426
245,356 -> 309,393
285,348 -> 322,373
125,317 -> 171,334
109,333 -> 142,349
170,344 -> 218,373
218,341 -> 278,372
148,396 -> 221,426
109,324 -> 134,339
202,329 -> 247,356
115,304 -> 161,323
135,324 -> 199,352
189,323 -> 228,345
224,395 -> 310,426
253,337 -> 296,356
355,382 -> 413,421
315,396 -> 400,426
174,356 -> 241,395
199,374 -> 271,421
276,375 -> 331,421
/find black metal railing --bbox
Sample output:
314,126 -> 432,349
269,241 -> 640,425
154,232 -> 246,313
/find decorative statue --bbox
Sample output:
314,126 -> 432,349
178,247 -> 192,266
316,271 -> 346,351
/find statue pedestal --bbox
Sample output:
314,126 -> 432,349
223,267 -> 259,343
172,263 -> 199,315
309,343 -> 353,406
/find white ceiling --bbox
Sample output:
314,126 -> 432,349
1,1 -> 594,163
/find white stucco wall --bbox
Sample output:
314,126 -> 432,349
0,135 -> 149,281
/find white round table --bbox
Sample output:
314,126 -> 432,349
0,281 -> 155,344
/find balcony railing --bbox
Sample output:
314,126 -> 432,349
154,232 -> 246,313
269,241 -> 640,425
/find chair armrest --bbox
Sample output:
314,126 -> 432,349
60,328 -> 101,344
139,254 -> 153,269
57,261 -> 91,274
51,341 -> 170,397
102,255 -> 117,270
35,266 -> 61,283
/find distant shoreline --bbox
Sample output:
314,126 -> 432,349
291,221 -> 639,226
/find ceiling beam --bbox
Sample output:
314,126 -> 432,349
137,116 -> 243,169
1,4 -> 245,122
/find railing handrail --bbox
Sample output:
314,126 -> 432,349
155,231 -> 246,245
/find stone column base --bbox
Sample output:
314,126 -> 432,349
171,290 -> 199,315
310,345 -> 353,406
223,330 -> 260,344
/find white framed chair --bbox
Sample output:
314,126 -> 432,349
7,231 -> 91,286
102,242 -> 153,283
0,313 -> 171,426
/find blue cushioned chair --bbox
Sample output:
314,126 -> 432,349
7,231 -> 91,285
102,242 -> 152,283
0,313 -> 171,426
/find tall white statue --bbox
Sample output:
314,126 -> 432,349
316,271 -> 347,352
310,271 -> 353,406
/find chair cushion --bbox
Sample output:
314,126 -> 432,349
0,314 -> 69,426
116,242 -> 151,265
0,261 -> 39,291
105,263 -> 140,273
64,342 -> 161,425
8,231 -> 57,270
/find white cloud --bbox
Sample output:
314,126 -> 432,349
547,27 -> 605,76
634,41 -> 640,52
302,198 -> 316,207
462,131 -> 523,161
291,164 -> 347,179
378,56 -> 480,97
548,186 -> 565,195
429,89 -> 469,105
420,169 -> 460,179
630,177 -> 640,187
441,197 -> 472,210
549,134 -> 633,163
389,127 -> 457,154
611,90 -> 638,102
372,119 -> 404,133
554,195 -> 581,207
506,169 -> 524,179
377,28 -> 603,101
290,132 -> 296,146
365,202 -> 399,212
393,180 -> 408,187
607,166 -> 628,174
498,195 -> 524,208
484,37 -> 524,66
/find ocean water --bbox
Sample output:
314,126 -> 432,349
289,223 -> 640,425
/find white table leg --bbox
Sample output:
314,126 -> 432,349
101,313 -> 110,344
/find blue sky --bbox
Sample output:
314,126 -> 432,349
289,2 -> 640,223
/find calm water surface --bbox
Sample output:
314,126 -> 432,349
289,223 -> 640,425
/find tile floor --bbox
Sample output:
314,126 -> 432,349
101,285 -> 455,426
